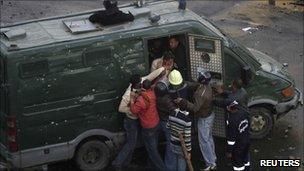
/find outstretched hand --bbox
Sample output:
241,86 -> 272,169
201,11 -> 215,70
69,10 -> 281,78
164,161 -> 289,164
174,98 -> 183,104
214,84 -> 224,94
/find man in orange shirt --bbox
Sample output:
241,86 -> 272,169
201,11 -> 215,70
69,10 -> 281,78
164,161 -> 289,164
130,80 -> 166,171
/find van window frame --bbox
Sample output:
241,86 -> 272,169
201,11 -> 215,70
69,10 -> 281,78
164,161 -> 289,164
224,47 -> 251,83
142,31 -> 188,76
19,59 -> 49,79
82,46 -> 113,67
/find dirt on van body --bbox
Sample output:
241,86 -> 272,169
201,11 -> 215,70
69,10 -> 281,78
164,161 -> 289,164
1,1 -> 303,170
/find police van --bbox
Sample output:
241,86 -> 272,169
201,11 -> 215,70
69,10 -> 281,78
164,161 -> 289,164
0,1 -> 302,170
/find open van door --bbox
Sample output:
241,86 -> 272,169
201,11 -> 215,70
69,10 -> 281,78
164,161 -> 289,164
187,34 -> 226,137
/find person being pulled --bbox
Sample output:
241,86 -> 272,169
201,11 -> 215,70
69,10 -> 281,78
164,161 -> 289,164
226,100 -> 250,171
151,51 -> 175,77
89,0 -> 134,26
130,79 -> 166,171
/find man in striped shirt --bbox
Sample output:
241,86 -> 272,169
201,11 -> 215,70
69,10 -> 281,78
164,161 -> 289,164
167,107 -> 192,171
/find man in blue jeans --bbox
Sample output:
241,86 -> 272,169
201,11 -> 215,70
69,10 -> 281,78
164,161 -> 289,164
130,80 -> 166,171
177,68 -> 217,171
155,80 -> 177,170
112,67 -> 164,171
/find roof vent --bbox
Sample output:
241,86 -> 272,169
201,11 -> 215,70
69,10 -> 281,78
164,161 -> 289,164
3,28 -> 26,40
63,18 -> 102,34
130,7 -> 151,18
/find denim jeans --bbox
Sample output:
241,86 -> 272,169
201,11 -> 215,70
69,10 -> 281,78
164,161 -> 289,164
112,117 -> 139,168
159,120 -> 176,171
170,152 -> 187,171
197,113 -> 217,167
142,124 -> 166,171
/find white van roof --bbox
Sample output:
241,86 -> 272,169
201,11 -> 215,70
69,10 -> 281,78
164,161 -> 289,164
0,1 -> 225,50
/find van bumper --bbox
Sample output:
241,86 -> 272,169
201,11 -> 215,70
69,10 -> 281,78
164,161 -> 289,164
276,88 -> 303,119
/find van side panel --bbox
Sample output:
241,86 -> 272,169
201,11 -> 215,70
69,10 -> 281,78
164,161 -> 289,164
11,38 -> 147,151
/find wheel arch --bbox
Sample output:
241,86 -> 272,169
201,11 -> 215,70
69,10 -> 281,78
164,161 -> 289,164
69,129 -> 121,159
248,99 -> 277,116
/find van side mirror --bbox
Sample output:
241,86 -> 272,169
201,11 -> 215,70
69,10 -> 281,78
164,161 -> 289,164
241,66 -> 252,86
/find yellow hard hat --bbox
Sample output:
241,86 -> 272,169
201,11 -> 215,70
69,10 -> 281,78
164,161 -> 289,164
168,70 -> 183,85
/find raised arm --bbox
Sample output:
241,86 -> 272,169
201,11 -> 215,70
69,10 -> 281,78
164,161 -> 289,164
143,67 -> 165,82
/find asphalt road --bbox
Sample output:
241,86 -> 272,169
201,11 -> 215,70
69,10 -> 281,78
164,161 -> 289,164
1,1 -> 303,171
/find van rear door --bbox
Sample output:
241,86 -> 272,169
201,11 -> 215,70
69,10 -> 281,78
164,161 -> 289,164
187,34 -> 226,137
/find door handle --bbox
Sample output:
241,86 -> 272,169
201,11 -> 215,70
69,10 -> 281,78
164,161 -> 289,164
79,95 -> 95,105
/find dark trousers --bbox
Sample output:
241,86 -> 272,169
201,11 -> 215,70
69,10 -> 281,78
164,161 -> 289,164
142,124 -> 166,171
232,143 -> 250,171
112,117 -> 139,168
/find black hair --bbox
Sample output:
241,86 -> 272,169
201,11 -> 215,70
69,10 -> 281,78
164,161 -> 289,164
142,79 -> 152,90
163,51 -> 175,60
103,0 -> 117,10
130,74 -> 141,85
155,82 -> 168,97
232,78 -> 243,89
169,36 -> 179,42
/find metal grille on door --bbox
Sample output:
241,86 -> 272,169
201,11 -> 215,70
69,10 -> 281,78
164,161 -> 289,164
188,36 -> 222,81
188,35 -> 226,137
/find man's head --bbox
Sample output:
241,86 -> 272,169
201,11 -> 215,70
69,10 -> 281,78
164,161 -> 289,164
163,51 -> 175,61
152,39 -> 162,50
103,0 -> 118,10
169,36 -> 180,50
154,81 -> 168,97
168,70 -> 183,86
232,78 -> 243,92
142,79 -> 152,91
197,68 -> 211,85
130,74 -> 141,92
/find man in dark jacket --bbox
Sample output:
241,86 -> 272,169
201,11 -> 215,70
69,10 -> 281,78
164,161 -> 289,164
214,78 -> 249,109
226,100 -> 250,171
89,0 -> 134,26
176,68 -> 217,171
154,80 -> 177,170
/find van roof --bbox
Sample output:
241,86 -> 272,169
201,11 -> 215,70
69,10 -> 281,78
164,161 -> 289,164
0,1 -> 225,51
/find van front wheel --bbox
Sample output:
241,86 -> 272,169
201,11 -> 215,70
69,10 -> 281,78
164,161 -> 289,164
249,107 -> 274,139
75,140 -> 110,171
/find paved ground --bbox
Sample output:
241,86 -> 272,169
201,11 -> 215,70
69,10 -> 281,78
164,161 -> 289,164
1,0 -> 303,171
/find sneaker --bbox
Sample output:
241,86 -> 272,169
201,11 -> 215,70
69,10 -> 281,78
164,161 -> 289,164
201,166 -> 211,171
201,165 -> 217,171
210,165 -> 217,170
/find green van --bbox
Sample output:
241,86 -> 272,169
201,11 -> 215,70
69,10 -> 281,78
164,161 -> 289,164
0,1 -> 302,170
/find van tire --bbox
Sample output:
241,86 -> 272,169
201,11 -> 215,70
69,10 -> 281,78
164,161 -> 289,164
249,107 -> 274,139
75,140 -> 110,171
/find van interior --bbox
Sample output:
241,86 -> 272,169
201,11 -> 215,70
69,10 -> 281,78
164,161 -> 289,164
146,34 -> 190,80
